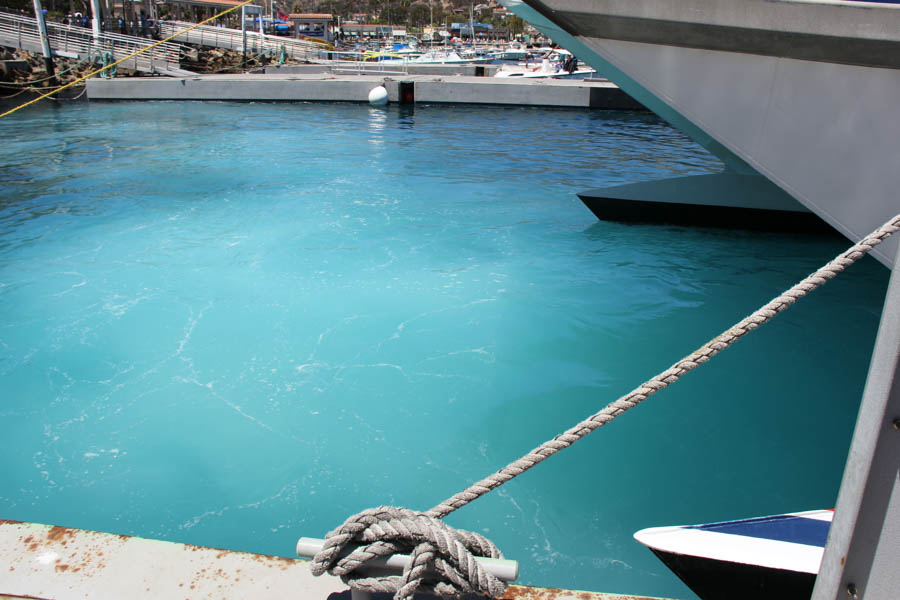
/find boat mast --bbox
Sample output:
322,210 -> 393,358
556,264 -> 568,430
469,2 -> 474,47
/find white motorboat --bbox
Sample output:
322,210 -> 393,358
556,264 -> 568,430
494,49 -> 597,78
634,510 -> 834,600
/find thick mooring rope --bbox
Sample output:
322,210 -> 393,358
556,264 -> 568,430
310,506 -> 506,600
313,213 -> 900,599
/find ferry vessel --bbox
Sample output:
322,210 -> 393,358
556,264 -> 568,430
503,0 -> 900,267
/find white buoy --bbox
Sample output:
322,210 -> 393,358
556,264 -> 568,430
368,86 -> 389,106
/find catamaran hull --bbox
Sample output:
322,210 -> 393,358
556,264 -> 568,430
504,0 -> 900,266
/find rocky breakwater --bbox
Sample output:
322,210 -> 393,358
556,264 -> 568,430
0,47 -> 139,92
179,46 -> 274,74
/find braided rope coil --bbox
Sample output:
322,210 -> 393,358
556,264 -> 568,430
310,506 -> 506,600
311,214 -> 900,599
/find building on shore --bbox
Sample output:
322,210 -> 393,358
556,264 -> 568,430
160,0 -> 244,24
287,13 -> 333,43
339,22 -> 393,40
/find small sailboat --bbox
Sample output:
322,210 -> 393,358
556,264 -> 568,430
634,510 -> 833,600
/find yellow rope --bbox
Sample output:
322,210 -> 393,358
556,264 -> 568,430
0,0 -> 254,120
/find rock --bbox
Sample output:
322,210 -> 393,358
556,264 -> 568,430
0,60 -> 31,80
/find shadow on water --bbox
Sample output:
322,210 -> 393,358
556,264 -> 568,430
0,90 -> 86,117
580,219 -> 848,256
395,104 -> 416,128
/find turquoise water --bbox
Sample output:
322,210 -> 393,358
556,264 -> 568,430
0,101 -> 890,599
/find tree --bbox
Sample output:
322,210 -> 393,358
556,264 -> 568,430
408,2 -> 429,27
506,14 -> 525,37
5,0 -> 32,11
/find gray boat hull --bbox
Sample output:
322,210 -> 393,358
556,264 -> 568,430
506,0 -> 900,266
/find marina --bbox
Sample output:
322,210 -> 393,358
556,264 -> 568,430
0,99 -> 891,599
2,0 -> 900,598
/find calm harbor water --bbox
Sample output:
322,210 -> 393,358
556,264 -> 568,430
0,101 -> 890,599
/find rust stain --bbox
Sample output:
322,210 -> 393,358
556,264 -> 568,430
46,526 -> 76,542
0,518 -> 25,526
55,564 -> 70,572
503,584 -> 549,600
244,554 -> 297,571
502,585 -> 667,600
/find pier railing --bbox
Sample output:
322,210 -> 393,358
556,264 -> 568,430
0,10 -> 185,75
158,21 -> 321,62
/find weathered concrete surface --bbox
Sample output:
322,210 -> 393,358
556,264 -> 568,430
0,518 -> 341,599
0,519 -> 672,599
86,73 -> 643,109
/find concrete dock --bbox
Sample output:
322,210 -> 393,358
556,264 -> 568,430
0,519 -> 672,599
85,72 -> 644,109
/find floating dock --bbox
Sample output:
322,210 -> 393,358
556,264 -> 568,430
0,519 -> 671,599
85,72 -> 644,109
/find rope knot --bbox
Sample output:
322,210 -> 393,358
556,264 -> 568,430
311,506 -> 507,600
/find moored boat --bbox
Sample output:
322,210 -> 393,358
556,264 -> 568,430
364,48 -> 491,64
494,49 -> 597,78
634,510 -> 833,600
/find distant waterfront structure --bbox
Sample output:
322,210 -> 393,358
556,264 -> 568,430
339,22 -> 393,40
449,21 -> 507,41
287,12 -> 333,43
161,0 -> 243,23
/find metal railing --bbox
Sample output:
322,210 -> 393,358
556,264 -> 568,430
0,10 -> 184,74
158,20 -> 321,62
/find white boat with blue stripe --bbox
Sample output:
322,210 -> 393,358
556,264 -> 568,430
634,510 -> 833,600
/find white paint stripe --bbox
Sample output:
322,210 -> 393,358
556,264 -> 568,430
787,510 -> 834,522
634,527 -> 825,574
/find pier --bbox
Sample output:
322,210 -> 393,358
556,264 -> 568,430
0,519 -> 671,600
0,10 -> 190,76
157,20 -> 321,62
85,72 -> 643,109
